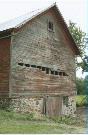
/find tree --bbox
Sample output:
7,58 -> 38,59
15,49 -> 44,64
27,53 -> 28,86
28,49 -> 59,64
76,76 -> 87,95
68,21 -> 87,72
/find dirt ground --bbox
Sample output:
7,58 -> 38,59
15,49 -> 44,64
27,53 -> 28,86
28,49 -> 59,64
55,107 -> 87,134
77,107 -> 88,127
76,107 -> 88,134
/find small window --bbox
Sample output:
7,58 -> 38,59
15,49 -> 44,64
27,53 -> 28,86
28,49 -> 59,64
37,66 -> 42,69
55,71 -> 58,75
25,64 -> 30,67
63,96 -> 69,107
63,72 -> 67,76
48,21 -> 53,31
59,72 -> 63,76
31,65 -> 36,68
18,63 -> 24,66
42,67 -> 46,71
46,68 -> 49,74
51,70 -> 54,75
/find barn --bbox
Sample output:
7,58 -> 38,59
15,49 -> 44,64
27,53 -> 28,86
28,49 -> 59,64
0,3 -> 79,116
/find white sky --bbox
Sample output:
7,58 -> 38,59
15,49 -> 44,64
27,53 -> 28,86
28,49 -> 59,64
0,0 -> 87,78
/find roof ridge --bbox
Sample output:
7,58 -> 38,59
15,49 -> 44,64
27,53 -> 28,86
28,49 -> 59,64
0,3 -> 56,31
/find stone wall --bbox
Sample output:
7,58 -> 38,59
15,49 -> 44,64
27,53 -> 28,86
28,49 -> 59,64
11,97 -> 43,115
62,96 -> 76,116
0,97 -> 43,115
0,96 -> 76,116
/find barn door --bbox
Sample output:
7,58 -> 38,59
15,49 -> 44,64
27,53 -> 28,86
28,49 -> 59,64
43,96 -> 62,117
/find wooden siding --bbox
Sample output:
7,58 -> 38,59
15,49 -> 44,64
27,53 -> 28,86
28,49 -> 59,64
0,38 -> 10,96
45,96 -> 62,116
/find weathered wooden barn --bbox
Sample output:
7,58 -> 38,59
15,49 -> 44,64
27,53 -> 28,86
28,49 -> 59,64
0,4 -> 79,116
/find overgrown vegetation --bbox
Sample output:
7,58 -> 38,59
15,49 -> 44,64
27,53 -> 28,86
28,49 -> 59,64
0,110 -> 73,133
76,95 -> 87,107
51,115 -> 84,127
68,21 -> 87,72
69,22 -> 87,107
76,76 -> 87,95
0,110 -> 34,121
0,109 -> 86,134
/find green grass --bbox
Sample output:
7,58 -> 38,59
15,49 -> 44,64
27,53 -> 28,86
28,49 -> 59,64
76,95 -> 87,107
0,120 -> 66,134
0,110 -> 66,134
0,109 -> 85,134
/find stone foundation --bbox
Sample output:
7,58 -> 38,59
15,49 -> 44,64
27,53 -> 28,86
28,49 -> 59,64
0,96 -> 76,116
11,97 -> 43,115
62,96 -> 76,116
0,97 -> 43,115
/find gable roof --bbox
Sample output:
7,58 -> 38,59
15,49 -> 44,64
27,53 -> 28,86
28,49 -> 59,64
0,3 -> 80,55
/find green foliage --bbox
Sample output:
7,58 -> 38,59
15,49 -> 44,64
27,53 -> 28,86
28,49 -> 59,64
68,21 -> 87,72
76,76 -> 87,95
69,21 -> 86,56
51,115 -> 82,126
76,95 -> 87,107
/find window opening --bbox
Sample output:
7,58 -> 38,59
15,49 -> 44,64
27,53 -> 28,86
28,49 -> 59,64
63,72 -> 67,76
31,65 -> 36,68
59,72 -> 63,76
63,96 -> 69,107
25,64 -> 30,67
37,66 -> 42,69
46,68 -> 49,74
42,67 -> 46,71
51,70 -> 54,75
55,71 -> 58,75
18,63 -> 24,66
48,21 -> 53,31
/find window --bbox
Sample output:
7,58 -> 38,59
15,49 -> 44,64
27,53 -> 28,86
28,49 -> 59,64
18,63 -> 24,66
59,72 -> 63,76
37,66 -> 41,69
63,96 -> 69,107
51,70 -> 54,75
46,68 -> 49,74
31,65 -> 36,68
55,71 -> 58,75
42,67 -> 46,71
48,21 -> 53,31
63,72 -> 67,76
25,64 -> 30,67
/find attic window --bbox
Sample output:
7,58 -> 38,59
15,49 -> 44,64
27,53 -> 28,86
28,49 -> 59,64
48,21 -> 53,31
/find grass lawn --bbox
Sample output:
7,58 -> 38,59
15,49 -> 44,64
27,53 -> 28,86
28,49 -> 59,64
0,109 -> 87,134
0,110 -> 69,134
0,120 -> 66,134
